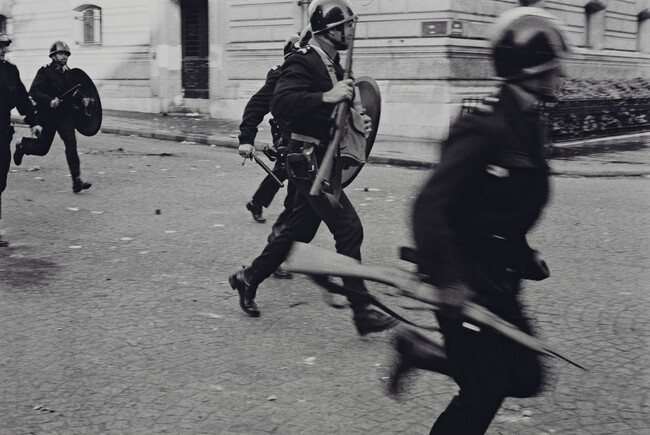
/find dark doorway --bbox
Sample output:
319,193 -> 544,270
181,0 -> 209,99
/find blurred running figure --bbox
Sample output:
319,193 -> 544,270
0,34 -> 41,247
389,7 -> 570,434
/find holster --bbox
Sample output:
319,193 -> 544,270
286,141 -> 319,182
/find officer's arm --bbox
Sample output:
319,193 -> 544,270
13,68 -> 38,127
271,56 -> 329,119
238,67 -> 280,146
28,68 -> 53,106
412,117 -> 492,286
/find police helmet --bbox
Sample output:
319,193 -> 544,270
0,34 -> 11,46
309,0 -> 357,34
492,7 -> 570,80
49,40 -> 71,57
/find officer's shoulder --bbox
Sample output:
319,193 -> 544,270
295,45 -> 312,55
2,59 -> 18,69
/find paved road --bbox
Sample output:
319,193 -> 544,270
0,130 -> 648,434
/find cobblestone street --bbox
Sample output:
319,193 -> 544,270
1,130 -> 649,434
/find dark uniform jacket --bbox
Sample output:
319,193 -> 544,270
413,84 -> 550,299
270,46 -> 342,143
29,63 -> 77,123
0,60 -> 37,128
238,66 -> 282,146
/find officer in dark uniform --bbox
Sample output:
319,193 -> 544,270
0,34 -> 42,247
238,33 -> 301,278
389,7 -> 570,434
13,41 -> 92,193
228,0 -> 397,336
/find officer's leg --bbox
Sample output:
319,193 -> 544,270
57,120 -> 80,177
251,187 -> 321,278
430,300 -> 542,434
429,315 -> 505,434
16,124 -> 55,160
0,129 -> 10,195
0,128 -> 12,246
300,189 -> 397,334
230,187 -> 321,317
267,179 -> 296,244
58,120 -> 91,192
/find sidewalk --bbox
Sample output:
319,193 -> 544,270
100,110 -> 438,168
82,109 -> 650,177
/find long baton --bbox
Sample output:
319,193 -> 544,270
58,84 -> 81,101
285,242 -> 586,371
242,154 -> 284,188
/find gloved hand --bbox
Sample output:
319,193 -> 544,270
238,144 -> 255,158
359,108 -> 373,137
31,125 -> 42,138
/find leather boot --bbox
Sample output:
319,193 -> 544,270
246,201 -> 266,223
73,177 -> 92,193
13,140 -> 24,166
351,304 -> 398,336
229,266 -> 260,317
387,328 -> 450,397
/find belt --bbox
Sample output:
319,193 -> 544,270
291,133 -> 320,145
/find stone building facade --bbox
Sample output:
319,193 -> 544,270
1,0 -> 649,140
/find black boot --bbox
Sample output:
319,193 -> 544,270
13,140 -> 24,166
246,201 -> 266,223
72,177 -> 92,193
229,266 -> 260,317
352,304 -> 398,336
387,328 -> 450,397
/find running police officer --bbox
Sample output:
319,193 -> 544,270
238,33 -> 301,278
391,7 -> 570,433
228,0 -> 397,336
0,34 -> 42,247
13,41 -> 92,193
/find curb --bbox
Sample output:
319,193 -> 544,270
101,126 -> 435,169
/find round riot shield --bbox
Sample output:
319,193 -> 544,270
342,76 -> 381,188
68,68 -> 102,136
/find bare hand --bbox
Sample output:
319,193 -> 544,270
82,97 -> 93,107
322,79 -> 354,104
31,125 -> 42,138
360,110 -> 372,135
50,97 -> 60,108
238,144 -> 255,158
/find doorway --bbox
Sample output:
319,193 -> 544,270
180,0 -> 209,99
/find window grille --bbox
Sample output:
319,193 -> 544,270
74,5 -> 102,45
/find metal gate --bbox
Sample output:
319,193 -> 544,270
181,0 -> 209,99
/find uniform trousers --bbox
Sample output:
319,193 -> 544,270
430,290 -> 543,434
0,122 -> 13,197
251,159 -> 288,208
0,122 -> 14,218
20,116 -> 80,178
250,140 -> 367,306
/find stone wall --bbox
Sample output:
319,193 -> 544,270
4,0 -> 650,141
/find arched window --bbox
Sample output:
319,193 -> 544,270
0,15 -> 7,34
639,9 -> 650,54
74,4 -> 102,45
585,1 -> 606,49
